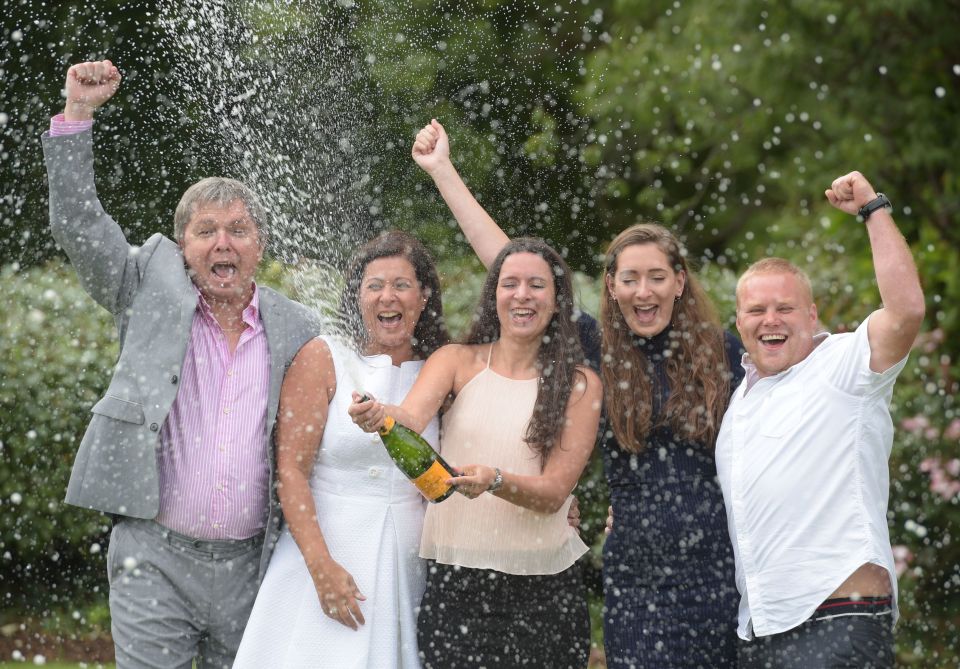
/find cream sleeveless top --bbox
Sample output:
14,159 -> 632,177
419,348 -> 588,575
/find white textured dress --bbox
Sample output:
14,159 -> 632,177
234,337 -> 438,668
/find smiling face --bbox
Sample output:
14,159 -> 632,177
359,256 -> 427,364
606,242 -> 686,338
180,199 -> 263,307
736,271 -> 819,378
495,252 -> 557,342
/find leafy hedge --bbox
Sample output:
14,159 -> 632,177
1,261 -> 116,617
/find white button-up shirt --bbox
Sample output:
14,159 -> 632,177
715,316 -> 907,639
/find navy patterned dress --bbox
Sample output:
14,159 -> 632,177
602,327 -> 744,668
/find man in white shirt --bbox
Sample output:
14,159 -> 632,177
715,171 -> 925,668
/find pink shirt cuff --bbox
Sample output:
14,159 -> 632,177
50,113 -> 93,136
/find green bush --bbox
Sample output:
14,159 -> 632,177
885,337 -> 960,665
1,261 -> 116,619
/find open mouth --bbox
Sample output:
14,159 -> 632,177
377,311 -> 403,326
632,304 -> 658,324
211,263 -> 237,280
759,333 -> 787,349
511,308 -> 536,322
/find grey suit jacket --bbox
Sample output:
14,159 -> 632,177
42,130 -> 319,577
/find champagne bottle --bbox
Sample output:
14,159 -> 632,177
376,415 -> 458,503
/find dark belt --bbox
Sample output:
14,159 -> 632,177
811,596 -> 892,621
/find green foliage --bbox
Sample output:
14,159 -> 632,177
0,261 -> 116,617
886,340 -> 960,665
352,0 -> 616,269
580,0 -> 960,350
1,1 -> 209,267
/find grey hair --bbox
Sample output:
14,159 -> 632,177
173,177 -> 269,246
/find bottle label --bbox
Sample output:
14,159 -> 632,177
412,461 -> 452,501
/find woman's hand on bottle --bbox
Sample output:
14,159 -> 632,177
349,392 -> 386,432
449,464 -> 496,499
311,557 -> 367,630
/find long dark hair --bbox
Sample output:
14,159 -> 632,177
464,237 -> 584,465
600,223 -> 732,452
339,230 -> 449,359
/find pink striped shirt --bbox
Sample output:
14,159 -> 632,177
49,113 -> 93,136
155,287 -> 271,540
50,114 -> 272,540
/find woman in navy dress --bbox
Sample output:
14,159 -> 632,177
600,224 -> 744,668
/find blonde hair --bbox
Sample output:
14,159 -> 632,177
736,257 -> 813,306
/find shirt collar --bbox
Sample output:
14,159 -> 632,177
194,283 -> 261,328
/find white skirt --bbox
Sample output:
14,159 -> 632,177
234,492 -> 426,668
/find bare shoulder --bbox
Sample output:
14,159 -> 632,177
431,343 -> 489,392
288,337 -> 336,395
294,336 -> 334,365
431,343 -> 487,366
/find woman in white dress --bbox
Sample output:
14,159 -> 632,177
234,231 -> 450,668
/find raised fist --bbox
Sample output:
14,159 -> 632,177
411,119 -> 451,175
825,171 -> 879,216
64,60 -> 121,120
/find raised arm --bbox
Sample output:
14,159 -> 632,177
276,338 -> 367,630
454,366 -> 603,514
412,119 -> 509,268
825,172 -> 925,372
348,344 -> 465,434
43,60 -> 139,314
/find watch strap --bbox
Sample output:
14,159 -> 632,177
857,193 -> 891,221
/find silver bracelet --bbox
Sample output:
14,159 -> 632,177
487,467 -> 503,493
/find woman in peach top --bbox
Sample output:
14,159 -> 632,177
351,237 -> 602,668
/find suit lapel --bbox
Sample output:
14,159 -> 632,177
258,288 -> 286,430
178,282 -> 199,345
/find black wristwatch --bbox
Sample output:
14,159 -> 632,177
857,193 -> 892,221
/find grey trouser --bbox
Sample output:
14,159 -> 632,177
107,518 -> 263,669
738,614 -> 895,669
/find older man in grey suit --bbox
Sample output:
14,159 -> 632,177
42,60 -> 318,669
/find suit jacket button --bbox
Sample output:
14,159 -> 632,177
150,423 -> 159,432
171,375 -> 179,384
